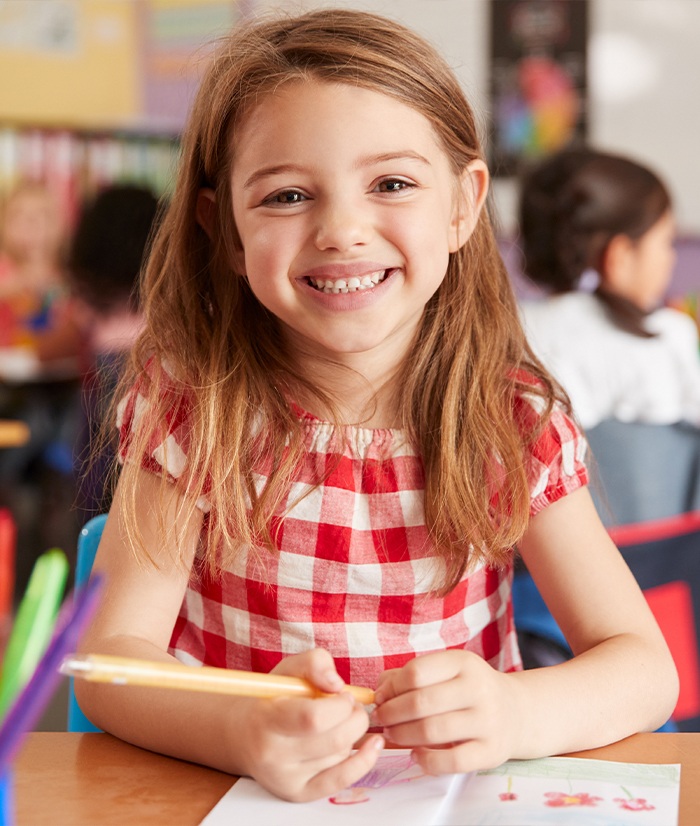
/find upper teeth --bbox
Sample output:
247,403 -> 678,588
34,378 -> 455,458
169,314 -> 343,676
309,270 -> 387,294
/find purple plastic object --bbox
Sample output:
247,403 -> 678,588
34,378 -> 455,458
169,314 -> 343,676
0,575 -> 103,769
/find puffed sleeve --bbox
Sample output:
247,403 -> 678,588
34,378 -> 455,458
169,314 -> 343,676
116,362 -> 211,512
517,392 -> 589,517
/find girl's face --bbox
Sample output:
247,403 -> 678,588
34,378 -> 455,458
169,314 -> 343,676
1,188 -> 63,264
628,209 -> 676,310
227,80 -> 487,372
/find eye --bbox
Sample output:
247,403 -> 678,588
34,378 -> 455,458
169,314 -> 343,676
263,189 -> 308,206
375,178 -> 415,194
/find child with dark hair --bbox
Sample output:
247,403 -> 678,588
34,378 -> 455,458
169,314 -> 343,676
69,184 -> 161,518
519,147 -> 700,429
69,184 -> 160,335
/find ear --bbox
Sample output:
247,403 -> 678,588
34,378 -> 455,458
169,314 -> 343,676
449,159 -> 489,253
600,233 -> 634,289
196,188 -> 217,238
196,186 -> 247,275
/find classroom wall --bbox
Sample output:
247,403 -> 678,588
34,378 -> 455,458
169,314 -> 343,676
258,0 -> 700,241
2,0 -> 700,240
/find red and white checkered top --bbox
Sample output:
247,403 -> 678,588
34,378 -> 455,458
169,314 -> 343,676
117,378 -> 588,690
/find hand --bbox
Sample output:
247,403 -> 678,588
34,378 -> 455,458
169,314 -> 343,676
235,648 -> 384,801
373,650 -> 519,775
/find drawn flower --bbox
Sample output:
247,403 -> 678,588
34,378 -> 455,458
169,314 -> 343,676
499,792 -> 518,801
614,797 -> 655,812
544,791 -> 603,808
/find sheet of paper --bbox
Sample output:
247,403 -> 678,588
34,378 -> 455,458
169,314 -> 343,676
445,757 -> 681,826
200,751 -> 456,826
200,752 -> 681,826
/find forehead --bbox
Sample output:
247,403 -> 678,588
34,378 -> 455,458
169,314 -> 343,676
6,189 -> 55,214
231,79 -> 448,165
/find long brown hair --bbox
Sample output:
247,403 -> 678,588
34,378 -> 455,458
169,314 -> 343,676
115,8 -> 565,591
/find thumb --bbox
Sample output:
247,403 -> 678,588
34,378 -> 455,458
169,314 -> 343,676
272,648 -> 346,694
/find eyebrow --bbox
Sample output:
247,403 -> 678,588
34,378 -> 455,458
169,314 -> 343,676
242,151 -> 432,190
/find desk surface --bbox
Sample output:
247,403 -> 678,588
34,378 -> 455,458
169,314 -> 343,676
15,732 -> 700,825
0,419 -> 30,449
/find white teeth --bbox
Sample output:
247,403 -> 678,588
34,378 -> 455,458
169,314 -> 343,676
309,269 -> 388,294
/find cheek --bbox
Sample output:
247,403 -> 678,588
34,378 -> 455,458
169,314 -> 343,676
664,246 -> 677,276
387,207 -> 451,254
243,221 -> 298,265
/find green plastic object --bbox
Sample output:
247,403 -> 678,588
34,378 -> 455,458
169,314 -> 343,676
0,549 -> 69,720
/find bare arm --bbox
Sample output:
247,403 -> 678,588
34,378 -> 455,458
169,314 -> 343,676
77,469 -> 381,800
506,485 -> 678,755
375,487 -> 679,772
76,469 -> 238,768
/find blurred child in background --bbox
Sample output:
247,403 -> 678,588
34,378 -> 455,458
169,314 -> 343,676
67,184 -> 161,519
518,147 -> 700,430
0,180 -> 81,363
0,181 -> 160,593
0,180 -> 82,598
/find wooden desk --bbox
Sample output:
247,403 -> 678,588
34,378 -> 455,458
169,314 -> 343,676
0,420 -> 29,449
14,732 -> 700,825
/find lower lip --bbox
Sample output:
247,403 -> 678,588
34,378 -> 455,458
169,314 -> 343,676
298,269 -> 398,310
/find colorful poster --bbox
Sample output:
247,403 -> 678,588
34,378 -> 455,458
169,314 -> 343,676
137,0 -> 248,132
489,0 -> 588,177
0,0 -> 250,131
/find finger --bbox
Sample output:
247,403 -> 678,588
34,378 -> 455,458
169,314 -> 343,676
382,708 -> 479,748
374,651 -> 466,704
273,648 -> 345,694
374,667 -> 400,695
299,735 -> 385,803
412,738 -> 504,776
298,702 -> 372,763
266,691 -> 357,737
245,695 -> 370,783
375,678 -> 469,727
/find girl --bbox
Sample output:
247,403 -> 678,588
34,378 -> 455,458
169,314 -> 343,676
77,10 -> 678,804
519,147 -> 700,430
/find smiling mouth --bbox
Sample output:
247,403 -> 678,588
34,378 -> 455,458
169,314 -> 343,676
306,269 -> 389,294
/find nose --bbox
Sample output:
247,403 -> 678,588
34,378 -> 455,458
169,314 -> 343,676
314,196 -> 371,252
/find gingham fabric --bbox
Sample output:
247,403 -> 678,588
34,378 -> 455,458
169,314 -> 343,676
117,379 -> 588,690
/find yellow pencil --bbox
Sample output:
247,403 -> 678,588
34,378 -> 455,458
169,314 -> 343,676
60,653 -> 375,705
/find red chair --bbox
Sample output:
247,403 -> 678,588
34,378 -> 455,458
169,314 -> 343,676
0,508 -> 16,620
610,512 -> 700,730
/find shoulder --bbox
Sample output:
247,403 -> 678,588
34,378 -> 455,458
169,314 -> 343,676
514,383 -> 582,456
117,357 -> 195,471
519,292 -> 606,346
520,292 -> 601,322
512,379 -> 589,515
646,306 -> 699,347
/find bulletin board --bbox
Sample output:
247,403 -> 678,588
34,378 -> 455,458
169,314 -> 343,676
0,0 -> 248,132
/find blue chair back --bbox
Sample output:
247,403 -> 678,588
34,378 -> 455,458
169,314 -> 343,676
67,513 -> 107,732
